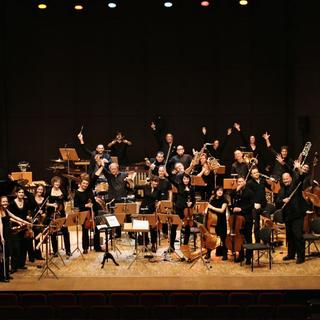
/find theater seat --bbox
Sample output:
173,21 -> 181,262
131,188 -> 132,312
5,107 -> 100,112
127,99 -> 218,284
78,293 -> 107,307
139,293 -> 166,306
19,293 -> 47,306
198,292 -> 226,306
168,292 -> 196,306
0,293 -> 18,306
228,292 -> 255,306
110,293 -> 136,306
48,293 -> 77,306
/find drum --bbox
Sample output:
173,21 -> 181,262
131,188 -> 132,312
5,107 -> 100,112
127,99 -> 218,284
95,182 -> 109,194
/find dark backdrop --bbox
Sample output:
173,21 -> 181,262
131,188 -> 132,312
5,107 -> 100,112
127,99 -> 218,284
1,0 -> 319,180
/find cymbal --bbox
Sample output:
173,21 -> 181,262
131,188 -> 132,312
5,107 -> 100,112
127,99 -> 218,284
47,166 -> 65,170
132,161 -> 146,166
51,158 -> 65,163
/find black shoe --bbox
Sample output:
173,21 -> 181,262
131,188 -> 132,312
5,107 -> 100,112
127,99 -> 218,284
151,244 -> 156,253
36,257 -> 45,261
52,252 -> 58,257
245,259 -> 251,265
83,249 -> 88,254
19,266 -> 27,270
167,247 -> 175,253
234,257 -> 244,263
29,259 -> 35,263
66,252 -> 72,257
205,252 -> 211,260
296,258 -> 305,264
10,269 -> 17,274
6,276 -> 13,280
283,255 -> 295,261
0,278 -> 9,282
222,255 -> 228,261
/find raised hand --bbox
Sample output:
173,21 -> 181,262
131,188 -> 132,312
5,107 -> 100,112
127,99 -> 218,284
262,132 -> 270,140
150,122 -> 156,130
234,122 -> 241,131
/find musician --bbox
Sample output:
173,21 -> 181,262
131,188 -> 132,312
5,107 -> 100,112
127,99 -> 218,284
230,176 -> 254,264
150,121 -> 176,165
206,187 -> 228,261
200,126 -> 232,160
157,166 -> 172,238
276,167 -> 308,264
145,151 -> 165,176
8,187 -> 35,272
29,185 -> 47,260
168,145 -> 192,172
231,150 -> 249,178
107,131 -> 133,166
169,173 -> 195,252
77,132 -> 112,175
262,132 -> 294,181
74,172 -> 102,254
0,196 -> 31,280
246,167 -> 270,243
46,176 -> 71,258
140,177 -> 161,253
196,153 -> 215,200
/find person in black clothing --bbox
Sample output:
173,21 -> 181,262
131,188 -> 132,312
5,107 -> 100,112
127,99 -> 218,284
276,166 -> 308,264
9,187 -> 35,271
145,151 -> 165,176
107,131 -> 133,166
200,126 -> 232,161
77,132 -> 112,175
0,196 -> 31,281
262,132 -> 294,181
46,176 -> 71,258
246,167 -> 270,243
157,166 -> 172,201
150,121 -> 176,166
139,177 -> 161,253
231,150 -> 249,179
230,176 -> 254,264
168,145 -> 192,173
74,170 -> 103,254
206,187 -> 228,261
168,173 -> 195,252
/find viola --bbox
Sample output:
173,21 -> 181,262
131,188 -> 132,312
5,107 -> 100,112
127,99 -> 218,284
84,201 -> 95,231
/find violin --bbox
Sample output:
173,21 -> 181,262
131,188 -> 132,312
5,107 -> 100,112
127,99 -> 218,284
84,201 -> 95,231
225,190 -> 245,261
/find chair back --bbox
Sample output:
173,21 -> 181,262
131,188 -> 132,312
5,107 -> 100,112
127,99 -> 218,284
259,227 -> 272,244
311,218 -> 320,234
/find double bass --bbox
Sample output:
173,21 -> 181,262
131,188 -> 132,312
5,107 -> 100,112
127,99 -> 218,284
225,190 -> 245,261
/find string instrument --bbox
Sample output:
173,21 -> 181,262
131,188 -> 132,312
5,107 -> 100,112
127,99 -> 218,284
32,196 -> 49,225
303,152 -> 320,208
85,200 -> 95,231
225,190 -> 245,260
197,206 -> 217,250
11,223 -> 43,236
183,196 -> 194,227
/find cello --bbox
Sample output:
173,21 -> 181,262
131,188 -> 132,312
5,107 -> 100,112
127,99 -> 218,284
225,190 -> 245,261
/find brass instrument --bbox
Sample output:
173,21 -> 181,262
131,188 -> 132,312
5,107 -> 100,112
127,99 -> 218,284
207,157 -> 220,171
191,144 -> 207,167
299,141 -> 312,166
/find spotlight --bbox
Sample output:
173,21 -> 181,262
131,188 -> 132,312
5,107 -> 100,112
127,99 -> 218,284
164,1 -> 173,8
200,1 -> 210,7
108,2 -> 117,8
74,4 -> 84,10
239,0 -> 248,5
38,3 -> 47,9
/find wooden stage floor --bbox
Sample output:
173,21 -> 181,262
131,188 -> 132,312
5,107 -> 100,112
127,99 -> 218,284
1,230 -> 320,292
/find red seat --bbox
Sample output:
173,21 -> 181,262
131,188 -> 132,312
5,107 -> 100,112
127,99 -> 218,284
228,292 -> 255,305
0,293 -> 18,306
276,304 -> 309,319
110,293 -> 136,306
19,293 -> 47,306
78,293 -> 107,306
139,293 -> 166,306
168,292 -> 196,306
258,292 -> 285,305
48,293 -> 77,306
198,292 -> 227,306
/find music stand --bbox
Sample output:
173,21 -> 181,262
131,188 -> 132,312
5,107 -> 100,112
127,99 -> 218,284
191,176 -> 207,187
95,214 -> 120,267
49,217 -> 67,265
66,211 -> 88,259
123,219 -> 150,269
114,202 -> 138,215
11,171 -> 33,184
223,178 -> 237,190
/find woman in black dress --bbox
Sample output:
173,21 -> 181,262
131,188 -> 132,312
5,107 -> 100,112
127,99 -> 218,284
206,186 -> 228,261
46,176 -> 71,257
0,195 -> 31,279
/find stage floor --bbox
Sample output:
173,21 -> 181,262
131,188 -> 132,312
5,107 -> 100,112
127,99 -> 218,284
1,230 -> 320,291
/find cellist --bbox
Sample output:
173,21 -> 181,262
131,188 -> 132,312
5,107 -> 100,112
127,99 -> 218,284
205,187 -> 228,261
230,176 -> 254,264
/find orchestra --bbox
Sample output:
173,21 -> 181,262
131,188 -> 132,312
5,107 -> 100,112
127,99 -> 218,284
1,122 -> 319,282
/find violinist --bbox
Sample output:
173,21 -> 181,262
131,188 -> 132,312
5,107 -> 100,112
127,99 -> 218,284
8,187 -> 35,272
246,167 -> 270,243
0,196 -> 31,280
230,177 -> 254,264
196,153 -> 215,200
46,176 -> 71,258
74,167 -> 104,254
29,185 -> 47,260
107,131 -> 133,166
206,187 -> 228,261
276,163 -> 308,264
139,177 -> 161,253
169,173 -> 195,252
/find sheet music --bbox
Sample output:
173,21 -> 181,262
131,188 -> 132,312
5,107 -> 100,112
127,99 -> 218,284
106,215 -> 120,228
132,219 -> 149,231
